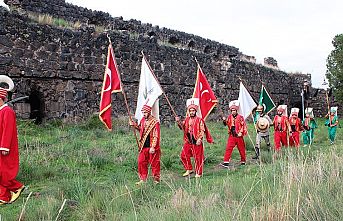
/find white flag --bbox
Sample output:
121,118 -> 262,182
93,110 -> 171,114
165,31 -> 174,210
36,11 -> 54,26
238,82 -> 257,119
134,56 -> 163,122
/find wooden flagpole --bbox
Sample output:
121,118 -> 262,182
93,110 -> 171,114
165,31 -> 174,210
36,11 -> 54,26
107,35 -> 140,149
141,51 -> 178,119
325,89 -> 330,114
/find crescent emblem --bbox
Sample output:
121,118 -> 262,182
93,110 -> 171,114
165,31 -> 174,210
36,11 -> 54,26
103,67 -> 112,92
201,89 -> 211,102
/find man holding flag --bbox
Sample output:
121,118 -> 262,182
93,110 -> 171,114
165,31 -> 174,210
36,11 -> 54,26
221,100 -> 248,167
130,103 -> 161,185
175,64 -> 215,178
252,85 -> 275,159
302,108 -> 317,146
176,98 -> 213,178
131,54 -> 163,185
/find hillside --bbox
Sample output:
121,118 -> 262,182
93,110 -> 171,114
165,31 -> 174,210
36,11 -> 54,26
0,117 -> 342,220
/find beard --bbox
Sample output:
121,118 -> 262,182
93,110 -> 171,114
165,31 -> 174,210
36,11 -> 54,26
189,113 -> 196,117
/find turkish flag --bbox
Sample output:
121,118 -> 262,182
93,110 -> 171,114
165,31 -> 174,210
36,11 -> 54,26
99,44 -> 122,131
192,66 -> 218,120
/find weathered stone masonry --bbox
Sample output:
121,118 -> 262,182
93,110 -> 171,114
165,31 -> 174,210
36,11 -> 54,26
0,0 -> 336,123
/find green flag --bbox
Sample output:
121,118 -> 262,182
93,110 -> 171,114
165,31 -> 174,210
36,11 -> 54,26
259,85 -> 276,114
254,85 -> 276,123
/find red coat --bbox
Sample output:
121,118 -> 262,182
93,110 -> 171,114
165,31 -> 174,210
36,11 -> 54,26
273,115 -> 289,132
0,105 -> 20,183
182,116 -> 213,144
139,116 -> 160,150
225,114 -> 247,136
289,117 -> 302,132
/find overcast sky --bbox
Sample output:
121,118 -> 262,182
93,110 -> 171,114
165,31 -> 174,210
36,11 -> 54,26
67,0 -> 342,88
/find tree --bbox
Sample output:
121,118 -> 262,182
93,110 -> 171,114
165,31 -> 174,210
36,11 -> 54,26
327,34 -> 343,102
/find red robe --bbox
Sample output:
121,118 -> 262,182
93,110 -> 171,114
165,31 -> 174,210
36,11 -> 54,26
180,116 -> 213,176
0,104 -> 23,202
273,115 -> 290,150
137,116 -> 160,182
289,116 -> 302,147
223,114 -> 247,163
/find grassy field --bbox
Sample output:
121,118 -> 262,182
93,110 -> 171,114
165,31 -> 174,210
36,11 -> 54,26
0,116 -> 342,221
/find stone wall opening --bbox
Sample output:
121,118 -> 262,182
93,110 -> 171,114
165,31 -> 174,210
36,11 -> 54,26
29,89 -> 44,124
188,40 -> 195,48
169,36 -> 180,45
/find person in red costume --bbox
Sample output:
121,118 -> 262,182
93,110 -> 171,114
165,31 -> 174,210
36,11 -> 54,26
288,108 -> 302,148
0,87 -> 25,205
220,100 -> 247,167
273,105 -> 291,151
130,104 -> 161,185
176,98 -> 213,178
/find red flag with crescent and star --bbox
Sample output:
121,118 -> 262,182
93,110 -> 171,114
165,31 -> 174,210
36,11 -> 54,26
99,44 -> 122,131
192,66 -> 218,120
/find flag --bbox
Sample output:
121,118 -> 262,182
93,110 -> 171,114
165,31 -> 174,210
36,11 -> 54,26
192,66 -> 218,120
99,44 -> 122,131
238,82 -> 257,119
134,54 -> 163,122
254,85 -> 276,122
259,85 -> 276,114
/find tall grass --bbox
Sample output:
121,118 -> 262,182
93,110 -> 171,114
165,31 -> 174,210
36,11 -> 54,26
0,117 -> 342,220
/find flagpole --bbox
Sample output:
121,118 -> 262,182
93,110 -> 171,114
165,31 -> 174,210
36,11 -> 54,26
141,51 -> 178,119
193,56 -> 200,68
107,35 -> 140,149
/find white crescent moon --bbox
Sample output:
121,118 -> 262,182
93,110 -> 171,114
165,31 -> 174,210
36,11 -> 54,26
201,89 -> 211,102
103,68 -> 112,92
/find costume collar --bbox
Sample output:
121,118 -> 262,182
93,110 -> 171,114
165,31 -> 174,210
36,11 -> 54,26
0,104 -> 8,110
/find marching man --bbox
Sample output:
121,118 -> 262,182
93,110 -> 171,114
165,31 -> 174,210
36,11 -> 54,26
0,81 -> 25,204
221,100 -> 247,167
253,104 -> 272,159
273,105 -> 290,151
130,104 -> 161,185
176,98 -> 213,178
325,107 -> 339,145
302,108 -> 317,146
289,108 -> 302,148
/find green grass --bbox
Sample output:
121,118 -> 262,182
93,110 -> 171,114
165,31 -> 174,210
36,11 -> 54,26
0,117 -> 342,220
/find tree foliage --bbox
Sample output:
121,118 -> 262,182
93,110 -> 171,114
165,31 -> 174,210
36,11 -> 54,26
327,34 -> 343,102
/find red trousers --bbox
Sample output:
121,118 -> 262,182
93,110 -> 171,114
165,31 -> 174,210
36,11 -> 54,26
289,131 -> 300,148
180,143 -> 204,175
0,177 -> 23,202
274,131 -> 288,151
223,136 -> 246,163
137,148 -> 160,182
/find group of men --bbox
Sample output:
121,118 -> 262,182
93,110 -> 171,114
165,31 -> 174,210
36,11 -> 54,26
0,83 -> 339,201
131,97 -> 339,185
253,104 -> 339,159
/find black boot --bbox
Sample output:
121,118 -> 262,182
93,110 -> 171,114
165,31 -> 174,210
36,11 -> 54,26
267,144 -> 271,152
252,147 -> 260,160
